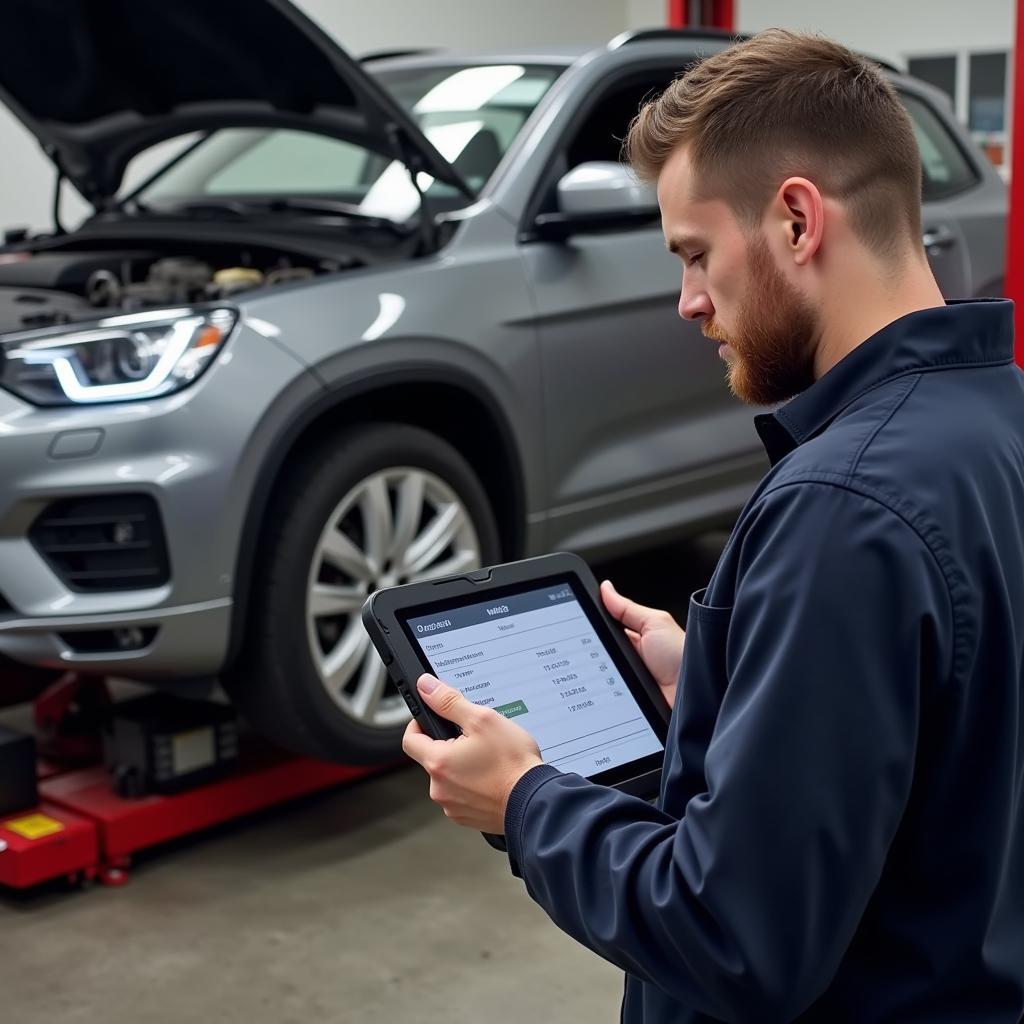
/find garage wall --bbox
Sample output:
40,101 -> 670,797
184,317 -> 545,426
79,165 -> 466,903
0,113 -> 56,236
738,0 -> 1012,69
296,0 -> 632,53
0,0 -> 650,234
626,0 -> 671,29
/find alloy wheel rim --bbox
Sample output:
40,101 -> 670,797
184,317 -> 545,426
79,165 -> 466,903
305,467 -> 482,729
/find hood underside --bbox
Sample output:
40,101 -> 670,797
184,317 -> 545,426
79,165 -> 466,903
0,0 -> 471,206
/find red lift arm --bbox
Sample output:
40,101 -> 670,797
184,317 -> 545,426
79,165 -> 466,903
1008,0 -> 1024,365
668,0 -> 734,31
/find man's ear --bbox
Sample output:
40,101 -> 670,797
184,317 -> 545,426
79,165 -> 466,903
773,177 -> 824,266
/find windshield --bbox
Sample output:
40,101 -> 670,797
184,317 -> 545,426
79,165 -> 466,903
131,63 -> 561,222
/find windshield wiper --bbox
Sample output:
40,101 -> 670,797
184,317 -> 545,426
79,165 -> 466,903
179,199 -> 252,219
117,199 -> 253,221
258,197 -> 409,234
136,196 -> 410,235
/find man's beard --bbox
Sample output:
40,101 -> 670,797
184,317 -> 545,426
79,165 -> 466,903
702,235 -> 819,406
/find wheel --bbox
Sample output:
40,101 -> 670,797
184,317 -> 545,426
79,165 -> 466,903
225,423 -> 502,763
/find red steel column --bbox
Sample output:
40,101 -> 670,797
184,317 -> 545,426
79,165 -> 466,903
1008,0 -> 1024,365
668,1 -> 735,30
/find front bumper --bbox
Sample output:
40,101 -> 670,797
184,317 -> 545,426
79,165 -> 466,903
0,317 -> 314,682
0,598 -> 233,677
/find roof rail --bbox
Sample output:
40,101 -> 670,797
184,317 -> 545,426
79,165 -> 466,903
360,48 -> 436,63
867,55 -> 902,74
608,27 -> 749,49
610,29 -> 903,75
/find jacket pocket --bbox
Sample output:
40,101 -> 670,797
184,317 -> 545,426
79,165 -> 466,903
681,587 -> 733,706
687,586 -> 733,625
660,588 -> 734,815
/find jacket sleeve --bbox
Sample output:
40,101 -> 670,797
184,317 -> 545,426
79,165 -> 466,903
504,482 -> 953,1022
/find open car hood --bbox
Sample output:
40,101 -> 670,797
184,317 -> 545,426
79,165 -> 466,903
0,0 -> 472,208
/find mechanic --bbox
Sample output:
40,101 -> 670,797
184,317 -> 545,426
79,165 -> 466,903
402,29 -> 1024,1022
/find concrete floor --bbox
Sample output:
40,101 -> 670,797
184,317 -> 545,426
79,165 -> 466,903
0,536 -> 725,1024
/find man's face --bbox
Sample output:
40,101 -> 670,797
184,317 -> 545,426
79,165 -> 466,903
657,146 -> 819,405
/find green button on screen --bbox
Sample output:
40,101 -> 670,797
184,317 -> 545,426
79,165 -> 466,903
494,700 -> 529,719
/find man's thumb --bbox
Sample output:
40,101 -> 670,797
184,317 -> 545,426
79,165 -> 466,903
417,675 -> 478,729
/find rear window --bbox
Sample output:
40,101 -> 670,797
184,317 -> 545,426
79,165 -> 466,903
900,92 -> 979,201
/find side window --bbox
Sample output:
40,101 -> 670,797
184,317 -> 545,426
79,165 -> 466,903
564,71 -> 676,170
899,92 -> 979,202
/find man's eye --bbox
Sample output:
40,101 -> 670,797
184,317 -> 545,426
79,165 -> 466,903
687,252 -> 704,267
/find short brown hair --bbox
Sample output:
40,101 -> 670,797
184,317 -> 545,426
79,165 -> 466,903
625,29 -> 923,258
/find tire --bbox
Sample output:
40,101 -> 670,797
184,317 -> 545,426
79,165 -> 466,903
224,422 -> 502,763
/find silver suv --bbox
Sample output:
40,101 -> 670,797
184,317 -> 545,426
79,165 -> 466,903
0,3 -> 1006,761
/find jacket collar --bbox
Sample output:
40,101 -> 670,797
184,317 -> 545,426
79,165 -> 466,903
754,299 -> 1016,466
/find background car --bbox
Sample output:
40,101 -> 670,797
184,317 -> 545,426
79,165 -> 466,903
0,3 -> 1006,762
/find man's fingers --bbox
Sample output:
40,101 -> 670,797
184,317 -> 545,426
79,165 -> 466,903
402,719 -> 434,766
601,579 -> 662,634
417,675 -> 483,731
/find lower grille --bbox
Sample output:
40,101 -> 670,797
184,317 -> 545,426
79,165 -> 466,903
30,495 -> 171,592
58,626 -> 158,653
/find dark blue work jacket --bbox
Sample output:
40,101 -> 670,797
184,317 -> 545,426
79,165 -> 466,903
505,300 -> 1024,1023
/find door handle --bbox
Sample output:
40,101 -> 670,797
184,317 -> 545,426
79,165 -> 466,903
922,226 -> 957,253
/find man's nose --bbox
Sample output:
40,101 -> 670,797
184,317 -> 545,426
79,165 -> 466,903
678,280 -> 713,322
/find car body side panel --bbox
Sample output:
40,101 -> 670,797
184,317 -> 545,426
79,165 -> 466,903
920,206 -> 972,297
238,202 -> 547,521
895,77 -> 1008,297
939,150 -> 1007,297
520,227 -> 765,557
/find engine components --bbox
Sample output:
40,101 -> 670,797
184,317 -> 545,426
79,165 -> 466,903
264,265 -> 315,287
0,244 -> 334,330
212,266 -> 264,295
116,256 -> 215,308
0,250 -> 158,293
0,286 -> 94,333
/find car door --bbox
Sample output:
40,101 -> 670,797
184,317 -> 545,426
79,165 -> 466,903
899,88 -> 1006,299
900,89 -> 1007,298
518,67 -> 765,557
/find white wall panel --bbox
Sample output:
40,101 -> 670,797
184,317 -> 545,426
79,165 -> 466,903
738,0 -> 1012,68
295,0 -> 627,53
626,0 -> 669,30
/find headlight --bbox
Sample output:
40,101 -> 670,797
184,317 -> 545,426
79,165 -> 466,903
0,307 -> 236,406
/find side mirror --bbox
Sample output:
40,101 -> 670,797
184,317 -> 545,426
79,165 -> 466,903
558,161 -> 658,215
527,162 -> 660,241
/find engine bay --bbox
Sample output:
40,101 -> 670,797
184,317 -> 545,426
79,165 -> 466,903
0,238 -> 358,334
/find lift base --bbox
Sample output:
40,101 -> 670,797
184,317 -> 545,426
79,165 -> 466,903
1,741 -> 386,890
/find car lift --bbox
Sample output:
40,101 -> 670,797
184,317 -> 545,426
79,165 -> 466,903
0,673 -> 387,890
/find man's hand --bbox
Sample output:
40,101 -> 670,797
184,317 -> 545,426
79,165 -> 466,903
601,579 -> 685,708
402,675 -> 544,834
